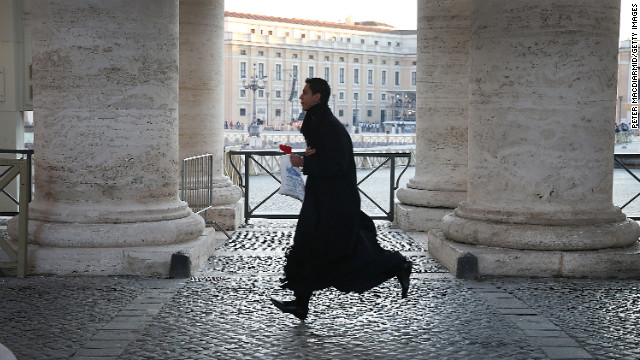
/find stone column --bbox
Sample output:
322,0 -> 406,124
0,0 -> 27,213
17,0 -> 214,275
179,0 -> 243,230
395,0 -> 469,231
430,0 -> 640,278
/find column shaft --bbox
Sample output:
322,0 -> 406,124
442,0 -> 639,251
179,0 -> 243,230
25,0 -> 204,250
395,0 -> 469,231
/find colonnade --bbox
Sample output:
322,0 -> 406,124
397,0 -> 640,277
4,0 -> 640,277
10,0 -> 239,275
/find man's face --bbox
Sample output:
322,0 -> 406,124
299,84 -> 321,111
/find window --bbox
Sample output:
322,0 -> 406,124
367,110 -> 373,117
293,54 -> 298,59
375,41 -> 379,45
339,92 -> 345,100
339,110 -> 344,117
354,92 -> 359,101
308,66 -> 315,78
367,93 -> 373,101
395,61 -> 400,65
361,39 -> 365,44
258,89 -> 264,98
324,56 -> 330,61
240,49 -> 247,55
382,60 -> 387,65
269,30 -> 273,35
317,35 -> 321,40
353,69 -> 360,84
388,42 -> 392,46
339,57 -> 345,62
240,108 -> 246,116
301,34 -> 306,38
309,55 -> 314,60
258,51 -> 264,56
285,32 -> 290,37
354,58 -> 359,63
240,89 -> 247,98
240,62 -> 247,78
411,71 -> 416,86
275,64 -> 282,81
395,71 -> 400,86
368,59 -> 373,64
347,38 -> 351,42
367,70 -> 373,85
381,70 -> 387,86
275,90 -> 282,98
276,52 -> 281,58
250,29 -> 256,34
293,65 -> 298,78
324,67 -> 330,81
381,93 -> 387,101
258,63 -> 265,78
412,61 -> 417,65
339,68 -> 345,84
276,109 -> 281,116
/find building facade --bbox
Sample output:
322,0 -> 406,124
618,40 -> 632,125
223,12 -> 417,132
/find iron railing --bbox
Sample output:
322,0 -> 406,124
228,150 -> 412,221
180,154 -> 230,238
0,149 -> 33,278
614,153 -> 640,220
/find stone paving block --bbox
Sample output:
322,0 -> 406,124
91,331 -> 139,341
83,340 -> 130,349
541,346 -> 594,359
74,347 -> 125,357
101,320 -> 149,331
504,315 -> 560,330
524,330 -> 569,337
530,337 -> 581,347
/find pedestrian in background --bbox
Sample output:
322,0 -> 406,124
271,78 -> 412,321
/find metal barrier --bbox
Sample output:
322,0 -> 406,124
0,149 -> 33,278
614,153 -> 640,220
228,150 -> 412,221
180,154 -> 230,239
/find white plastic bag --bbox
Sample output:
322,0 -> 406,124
278,154 -> 305,201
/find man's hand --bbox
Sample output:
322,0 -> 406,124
305,146 -> 316,156
290,154 -> 304,167
290,147 -> 315,167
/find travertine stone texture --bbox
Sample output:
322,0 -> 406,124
26,0 -> 204,248
396,0 -> 469,231
179,0 -> 242,230
442,0 -> 640,250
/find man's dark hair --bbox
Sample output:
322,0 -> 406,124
305,78 -> 331,105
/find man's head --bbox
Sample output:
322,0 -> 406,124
300,77 -> 331,111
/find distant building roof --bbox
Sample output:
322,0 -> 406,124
225,11 -> 415,34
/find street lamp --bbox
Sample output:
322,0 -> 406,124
266,91 -> 270,127
354,93 -> 359,134
242,63 -> 267,136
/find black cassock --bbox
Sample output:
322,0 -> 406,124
281,103 -> 406,296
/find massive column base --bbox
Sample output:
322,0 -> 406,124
21,228 -> 220,276
394,203 -> 453,232
203,200 -> 243,231
429,229 -> 640,279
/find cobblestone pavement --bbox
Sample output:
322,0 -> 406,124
1,220 -> 640,359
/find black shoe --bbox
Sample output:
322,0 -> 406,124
397,260 -> 413,298
271,298 -> 309,320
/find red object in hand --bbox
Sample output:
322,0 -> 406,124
279,144 -> 292,154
